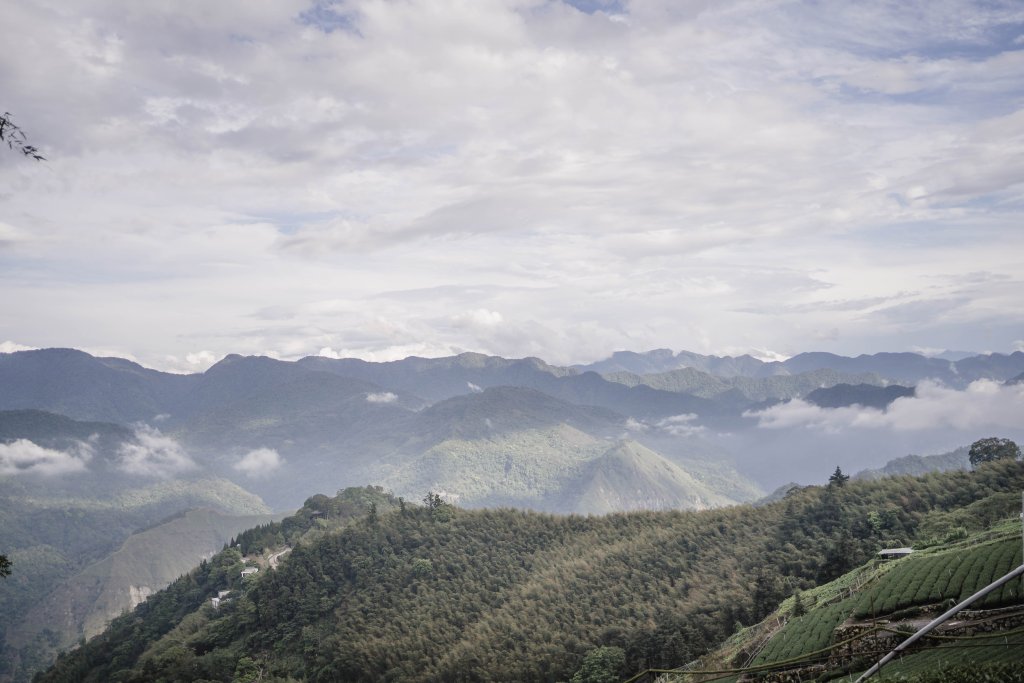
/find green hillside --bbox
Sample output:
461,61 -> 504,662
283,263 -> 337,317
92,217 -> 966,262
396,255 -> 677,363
668,519 -> 1024,682
378,427 -> 750,513
379,424 -> 608,509
36,460 -> 1024,683
0,477 -> 269,682
17,509 -> 275,639
571,440 -> 738,514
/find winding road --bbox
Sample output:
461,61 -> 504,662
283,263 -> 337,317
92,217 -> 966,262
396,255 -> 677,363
268,547 -> 292,569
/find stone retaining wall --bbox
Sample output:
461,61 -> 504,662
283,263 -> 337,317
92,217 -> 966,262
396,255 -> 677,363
737,606 -> 1024,682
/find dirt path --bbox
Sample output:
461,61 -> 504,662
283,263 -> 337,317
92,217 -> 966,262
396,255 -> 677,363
268,547 -> 292,569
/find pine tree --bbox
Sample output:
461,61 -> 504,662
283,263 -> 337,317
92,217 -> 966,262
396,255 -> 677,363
828,466 -> 849,488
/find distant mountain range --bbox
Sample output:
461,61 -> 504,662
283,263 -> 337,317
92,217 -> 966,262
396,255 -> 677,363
3,346 -> 1024,513
4,345 -> 1023,680
576,348 -> 1024,387
854,446 -> 971,481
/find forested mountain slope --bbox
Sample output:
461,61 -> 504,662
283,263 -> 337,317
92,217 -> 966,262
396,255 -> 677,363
37,460 -> 1024,683
686,516 -> 1024,682
5,509 -> 273,680
855,447 -> 970,481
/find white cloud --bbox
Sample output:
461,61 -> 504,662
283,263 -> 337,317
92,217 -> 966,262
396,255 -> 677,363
748,380 -> 1024,433
0,439 -> 92,476
467,382 -> 483,393
233,447 -> 283,478
366,391 -> 398,404
0,341 -> 37,354
185,350 -> 219,368
655,413 -> 706,437
624,417 -> 648,432
117,426 -> 197,477
0,221 -> 32,247
318,347 -> 342,359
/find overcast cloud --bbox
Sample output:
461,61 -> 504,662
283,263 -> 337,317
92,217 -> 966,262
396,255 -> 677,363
1,0 -> 1023,369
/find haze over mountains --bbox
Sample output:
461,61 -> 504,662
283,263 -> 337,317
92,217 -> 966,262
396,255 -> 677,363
3,344 -> 1024,680
4,346 -> 1024,510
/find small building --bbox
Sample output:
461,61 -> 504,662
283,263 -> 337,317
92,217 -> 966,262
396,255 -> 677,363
211,597 -> 221,609
241,566 -> 259,578
878,547 -> 914,561
218,590 -> 231,599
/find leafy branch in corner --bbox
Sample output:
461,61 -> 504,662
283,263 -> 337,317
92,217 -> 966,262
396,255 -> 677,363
1,112 -> 45,161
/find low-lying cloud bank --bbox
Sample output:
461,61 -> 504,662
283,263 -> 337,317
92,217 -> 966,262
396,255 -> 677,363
0,439 -> 92,476
748,380 -> 1024,433
118,426 -> 197,477
656,413 -> 706,437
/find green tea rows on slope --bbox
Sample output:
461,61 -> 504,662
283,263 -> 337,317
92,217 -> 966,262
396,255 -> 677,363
854,537 -> 1023,618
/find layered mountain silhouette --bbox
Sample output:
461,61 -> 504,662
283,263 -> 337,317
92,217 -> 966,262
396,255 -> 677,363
4,345 -> 1024,513
576,348 -> 1024,387
5,345 -> 1024,682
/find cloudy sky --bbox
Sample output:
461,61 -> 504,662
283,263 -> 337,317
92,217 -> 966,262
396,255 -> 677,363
2,0 -> 1023,372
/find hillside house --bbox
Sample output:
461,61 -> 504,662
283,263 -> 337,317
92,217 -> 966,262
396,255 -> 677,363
241,566 -> 259,578
878,547 -> 913,561
212,590 -> 233,609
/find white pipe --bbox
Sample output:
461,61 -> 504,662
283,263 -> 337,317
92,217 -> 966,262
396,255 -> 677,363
855,562 -> 1024,682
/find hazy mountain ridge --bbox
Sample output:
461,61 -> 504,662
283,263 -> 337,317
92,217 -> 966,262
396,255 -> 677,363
4,346 -> 1021,510
804,383 -> 916,409
0,349 -> 196,424
363,387 -> 759,513
5,347 -> 1022,429
576,348 -> 1024,387
297,352 -> 578,403
602,367 -> 886,404
854,446 -> 971,480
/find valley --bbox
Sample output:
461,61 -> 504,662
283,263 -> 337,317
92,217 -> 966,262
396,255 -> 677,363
2,346 -> 1023,681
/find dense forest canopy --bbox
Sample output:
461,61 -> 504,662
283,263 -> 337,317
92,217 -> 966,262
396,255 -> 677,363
36,460 -> 1024,683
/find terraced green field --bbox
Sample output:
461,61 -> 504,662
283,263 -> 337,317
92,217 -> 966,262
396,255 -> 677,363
742,533 -> 1023,674
853,537 -> 1023,618
752,599 -> 854,665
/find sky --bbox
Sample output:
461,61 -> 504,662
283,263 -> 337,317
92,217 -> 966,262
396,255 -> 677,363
2,0 -> 1023,373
